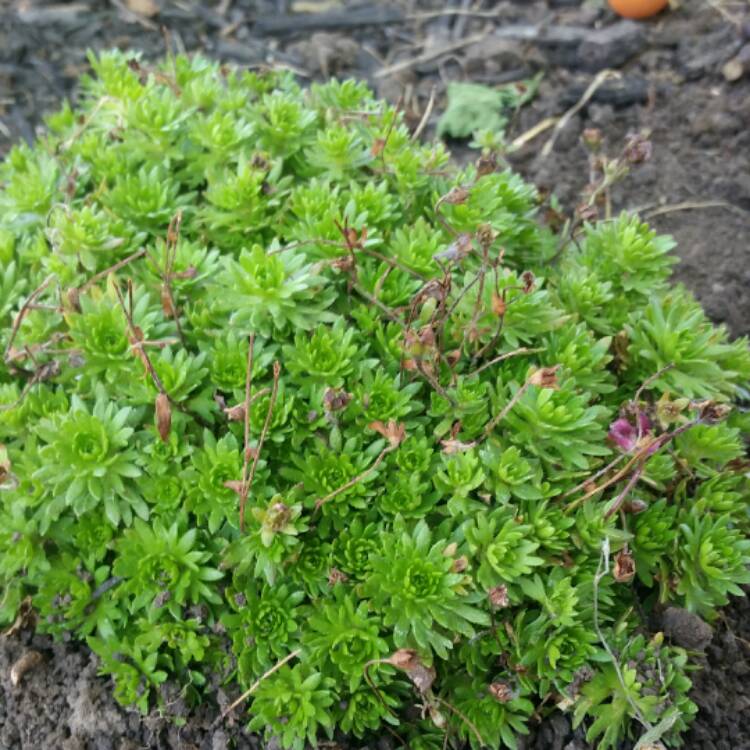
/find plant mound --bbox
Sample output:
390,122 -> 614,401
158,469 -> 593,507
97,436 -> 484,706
1,52 -> 750,750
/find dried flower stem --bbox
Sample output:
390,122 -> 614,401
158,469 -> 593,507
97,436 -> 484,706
314,444 -> 394,512
161,211 -> 186,346
633,362 -> 675,404
603,464 -> 644,520
112,279 -> 167,395
415,359 -> 456,407
351,283 -> 404,323
78,248 -> 146,295
4,274 -> 55,364
238,333 -> 256,531
593,540 -> 652,732
565,420 -> 699,514
411,84 -> 436,142
560,453 -> 628,500
216,648 -> 301,725
240,360 -> 281,532
360,246 -> 430,281
362,660 -> 408,747
0,377 -> 37,413
480,381 -> 531,441
468,346 -> 543,378
433,695 -> 486,749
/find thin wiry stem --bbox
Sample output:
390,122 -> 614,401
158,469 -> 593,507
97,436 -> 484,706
238,334 -> 255,532
215,648 -> 301,725
560,453 -> 628,500
112,279 -> 167,395
478,381 -> 531,443
4,275 -> 55,364
593,540 -> 652,732
467,346 -> 543,378
240,361 -> 281,532
78,248 -> 146,294
433,695 -> 486,749
314,445 -> 394,513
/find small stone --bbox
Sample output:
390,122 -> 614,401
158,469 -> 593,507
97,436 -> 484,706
577,21 -> 645,72
660,607 -> 713,651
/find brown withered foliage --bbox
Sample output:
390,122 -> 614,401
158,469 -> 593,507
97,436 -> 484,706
613,547 -> 636,583
155,392 -> 171,442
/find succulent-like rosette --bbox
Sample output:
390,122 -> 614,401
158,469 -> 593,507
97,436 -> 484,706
304,593 -> 388,690
215,245 -> 336,337
247,664 -> 335,750
184,431 -> 254,533
676,514 -> 750,616
464,508 -> 544,591
332,519 -> 380,580
449,674 -> 535,750
283,317 -> 370,390
223,581 -> 303,681
34,390 -> 145,527
113,516 -> 223,614
364,518 -> 489,658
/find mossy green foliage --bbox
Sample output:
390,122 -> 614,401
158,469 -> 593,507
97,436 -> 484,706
1,51 -> 749,749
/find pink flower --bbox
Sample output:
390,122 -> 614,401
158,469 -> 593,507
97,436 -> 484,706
608,413 -> 652,453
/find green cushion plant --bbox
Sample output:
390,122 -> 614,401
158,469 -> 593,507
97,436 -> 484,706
1,51 -> 749,749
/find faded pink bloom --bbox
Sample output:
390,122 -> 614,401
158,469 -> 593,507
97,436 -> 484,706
608,413 -> 652,453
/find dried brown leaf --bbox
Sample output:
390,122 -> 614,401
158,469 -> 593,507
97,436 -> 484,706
161,285 -> 176,318
488,682 -> 513,703
613,547 -> 636,583
1,597 -> 36,639
10,650 -> 43,686
488,584 -> 510,609
387,650 -> 436,694
224,403 -> 246,422
155,392 -> 171,442
440,438 -> 476,454
491,293 -> 507,316
528,366 -> 559,390
368,420 -> 406,448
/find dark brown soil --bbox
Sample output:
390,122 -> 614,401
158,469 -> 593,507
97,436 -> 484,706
1,1 -> 749,749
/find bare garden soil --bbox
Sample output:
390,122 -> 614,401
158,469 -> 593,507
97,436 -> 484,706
1,0 -> 749,748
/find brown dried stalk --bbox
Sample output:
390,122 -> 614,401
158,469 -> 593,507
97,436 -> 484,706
313,444 -> 394,513
4,275 -> 55,364
215,648 -> 301,725
78,248 -> 147,295
160,211 -> 186,346
237,335 -> 255,532
564,420 -> 699,514
112,278 -> 167,395
467,346 -> 543,378
240,360 -> 281,532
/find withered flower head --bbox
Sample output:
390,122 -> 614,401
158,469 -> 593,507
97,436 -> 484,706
488,584 -> 510,609
440,185 -> 470,205
695,400 -> 731,424
623,131 -> 653,165
368,420 -> 406,448
613,547 -> 636,583
528,366 -> 560,390
582,127 -> 603,151
488,682 -> 513,703
323,387 -> 352,413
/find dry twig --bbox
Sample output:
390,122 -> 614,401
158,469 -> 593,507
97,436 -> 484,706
240,360 -> 281,533
540,70 -> 619,158
215,648 -> 301,725
4,275 -> 55,364
375,32 -> 488,79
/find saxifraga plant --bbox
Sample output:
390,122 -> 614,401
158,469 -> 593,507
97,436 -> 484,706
1,50 -> 749,750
